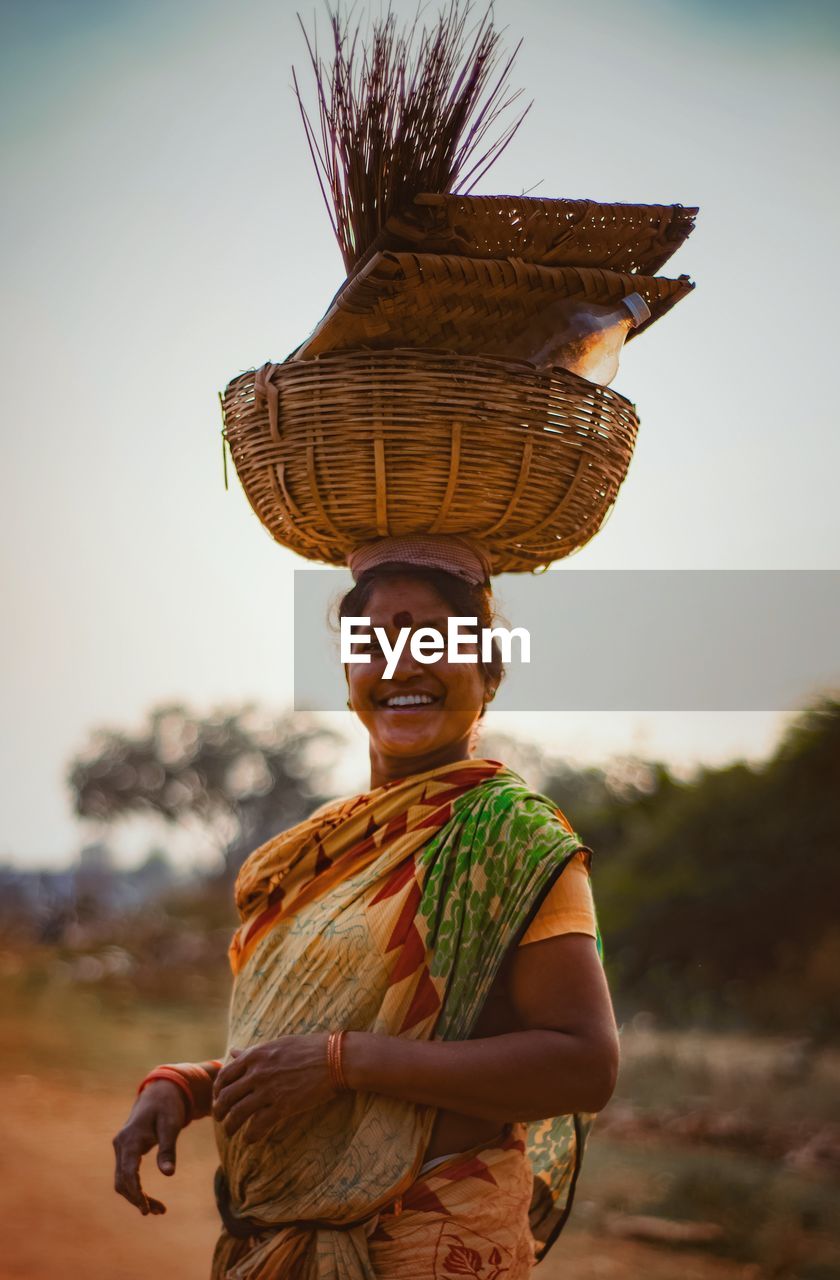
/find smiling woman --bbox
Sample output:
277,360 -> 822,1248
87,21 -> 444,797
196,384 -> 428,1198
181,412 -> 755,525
112,535 -> 618,1279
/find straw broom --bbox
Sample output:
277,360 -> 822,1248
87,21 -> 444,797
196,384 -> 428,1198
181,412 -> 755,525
293,1 -> 531,272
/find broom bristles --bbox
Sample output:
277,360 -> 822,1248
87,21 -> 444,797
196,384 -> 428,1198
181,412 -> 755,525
294,2 -> 531,272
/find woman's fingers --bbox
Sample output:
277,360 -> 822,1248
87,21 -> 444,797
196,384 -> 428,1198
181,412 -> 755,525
221,1091 -> 270,1138
214,1047 -> 249,1093
213,1072 -> 255,1121
241,1108 -> 282,1144
155,1114 -> 180,1176
113,1109 -> 180,1213
113,1130 -> 157,1214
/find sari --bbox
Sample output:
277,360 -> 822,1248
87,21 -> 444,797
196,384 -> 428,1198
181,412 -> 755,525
212,758 -> 599,1279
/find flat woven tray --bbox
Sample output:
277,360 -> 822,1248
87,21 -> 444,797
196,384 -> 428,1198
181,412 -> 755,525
353,193 -> 698,277
292,252 -> 694,361
221,349 -> 640,574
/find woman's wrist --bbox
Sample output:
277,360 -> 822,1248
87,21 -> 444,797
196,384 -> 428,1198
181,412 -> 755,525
137,1076 -> 190,1115
342,1030 -> 400,1094
343,1024 -> 414,1095
326,1030 -> 351,1092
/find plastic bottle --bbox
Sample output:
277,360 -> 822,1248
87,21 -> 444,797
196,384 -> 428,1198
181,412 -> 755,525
529,291 -> 651,385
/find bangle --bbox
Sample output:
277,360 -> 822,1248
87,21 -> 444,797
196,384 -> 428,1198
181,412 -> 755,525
137,1060 -> 223,1125
138,1068 -> 194,1124
326,1031 -> 350,1092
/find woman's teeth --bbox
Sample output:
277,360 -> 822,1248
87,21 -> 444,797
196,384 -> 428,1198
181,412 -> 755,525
381,694 -> 436,707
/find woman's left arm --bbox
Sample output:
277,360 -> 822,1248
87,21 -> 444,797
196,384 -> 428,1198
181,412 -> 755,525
214,934 -> 619,1139
345,933 -> 619,1122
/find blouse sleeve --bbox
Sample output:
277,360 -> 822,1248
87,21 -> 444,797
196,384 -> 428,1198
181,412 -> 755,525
518,848 -> 597,946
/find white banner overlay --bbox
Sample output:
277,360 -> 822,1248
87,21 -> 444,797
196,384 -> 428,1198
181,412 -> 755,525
293,570 -> 840,712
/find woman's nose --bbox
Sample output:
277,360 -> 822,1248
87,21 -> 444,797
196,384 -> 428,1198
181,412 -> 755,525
391,644 -> 427,678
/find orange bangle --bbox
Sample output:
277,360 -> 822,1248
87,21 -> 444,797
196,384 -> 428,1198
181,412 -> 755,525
137,1060 -> 223,1125
138,1068 -> 195,1124
326,1031 -> 350,1092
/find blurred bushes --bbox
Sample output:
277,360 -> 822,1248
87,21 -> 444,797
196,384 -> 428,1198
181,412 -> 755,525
541,699 -> 840,1037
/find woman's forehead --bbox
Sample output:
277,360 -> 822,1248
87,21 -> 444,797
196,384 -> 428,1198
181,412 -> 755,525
365,577 -> 453,622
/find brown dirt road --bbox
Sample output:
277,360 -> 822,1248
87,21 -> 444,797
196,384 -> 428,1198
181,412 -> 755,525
2,1074 -> 220,1280
2,1075 -> 753,1280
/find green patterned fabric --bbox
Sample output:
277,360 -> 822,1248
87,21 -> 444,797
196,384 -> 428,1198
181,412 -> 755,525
417,769 -> 601,1247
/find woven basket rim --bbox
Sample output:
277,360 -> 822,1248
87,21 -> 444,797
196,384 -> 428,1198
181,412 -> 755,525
223,345 -> 639,409
220,348 -> 641,574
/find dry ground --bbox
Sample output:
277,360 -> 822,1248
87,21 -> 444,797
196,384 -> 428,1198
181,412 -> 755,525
2,1073 -> 756,1280
3,969 -> 834,1279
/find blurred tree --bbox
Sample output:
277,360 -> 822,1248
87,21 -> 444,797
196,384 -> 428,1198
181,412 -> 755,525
67,703 -> 343,877
473,727 -> 546,788
542,699 -> 840,1036
74,840 -> 117,916
128,847 -> 176,899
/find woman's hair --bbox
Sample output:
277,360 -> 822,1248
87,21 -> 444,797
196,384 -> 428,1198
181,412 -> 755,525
333,563 -> 506,717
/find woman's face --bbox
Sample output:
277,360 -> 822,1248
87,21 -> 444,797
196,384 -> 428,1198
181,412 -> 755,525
346,574 -> 493,776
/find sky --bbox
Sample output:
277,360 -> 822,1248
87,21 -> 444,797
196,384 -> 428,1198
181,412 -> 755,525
1,0 -> 839,867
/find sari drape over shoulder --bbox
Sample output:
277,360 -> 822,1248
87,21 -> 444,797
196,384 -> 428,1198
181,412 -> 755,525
213,758 -> 600,1279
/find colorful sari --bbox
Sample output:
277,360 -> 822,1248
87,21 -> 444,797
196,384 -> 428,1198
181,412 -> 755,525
212,758 -> 599,1279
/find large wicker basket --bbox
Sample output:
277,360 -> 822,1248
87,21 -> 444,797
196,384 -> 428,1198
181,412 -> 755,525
220,349 -> 640,574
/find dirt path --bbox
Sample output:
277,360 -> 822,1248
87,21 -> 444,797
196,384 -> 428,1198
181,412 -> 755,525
2,1074 -> 220,1280
2,1075 -> 753,1280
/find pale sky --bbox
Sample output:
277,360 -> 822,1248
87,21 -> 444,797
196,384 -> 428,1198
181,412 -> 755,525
2,0 -> 839,867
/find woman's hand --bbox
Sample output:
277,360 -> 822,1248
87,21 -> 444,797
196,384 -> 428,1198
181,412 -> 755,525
213,1034 -> 336,1142
112,1080 -> 188,1215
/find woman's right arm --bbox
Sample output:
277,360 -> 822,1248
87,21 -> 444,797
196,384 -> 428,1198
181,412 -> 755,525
112,1060 -> 222,1215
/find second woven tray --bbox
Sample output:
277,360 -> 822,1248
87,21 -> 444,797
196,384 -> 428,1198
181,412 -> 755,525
291,253 -> 693,362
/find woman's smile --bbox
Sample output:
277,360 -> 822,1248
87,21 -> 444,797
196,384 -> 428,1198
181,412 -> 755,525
376,687 -> 444,711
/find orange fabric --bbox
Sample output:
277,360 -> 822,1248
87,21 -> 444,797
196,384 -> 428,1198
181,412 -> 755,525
367,1125 -> 536,1277
519,849 -> 597,946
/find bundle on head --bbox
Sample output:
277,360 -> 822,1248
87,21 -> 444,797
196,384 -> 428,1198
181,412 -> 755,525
293,0 -> 530,272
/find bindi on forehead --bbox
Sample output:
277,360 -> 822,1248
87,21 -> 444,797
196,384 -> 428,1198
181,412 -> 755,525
393,610 -> 413,628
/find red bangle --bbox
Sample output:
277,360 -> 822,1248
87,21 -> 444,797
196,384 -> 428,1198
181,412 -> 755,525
138,1068 -> 195,1124
326,1031 -> 350,1092
137,1060 -> 223,1125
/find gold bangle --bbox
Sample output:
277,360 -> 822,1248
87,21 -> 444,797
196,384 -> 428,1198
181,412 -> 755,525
326,1030 -> 350,1092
